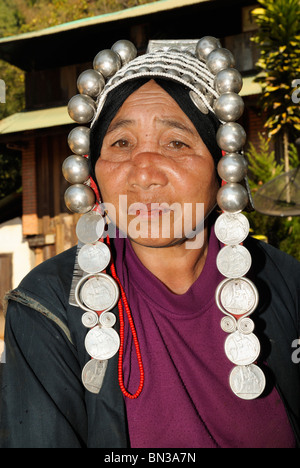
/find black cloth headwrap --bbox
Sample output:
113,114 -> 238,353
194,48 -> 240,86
89,78 -> 222,183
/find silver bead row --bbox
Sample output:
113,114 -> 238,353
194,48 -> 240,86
197,37 -> 266,399
63,40 -> 138,214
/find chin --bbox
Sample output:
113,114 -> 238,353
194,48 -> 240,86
127,234 -> 194,249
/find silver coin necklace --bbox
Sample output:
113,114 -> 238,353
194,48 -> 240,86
215,212 -> 266,400
72,210 -> 144,397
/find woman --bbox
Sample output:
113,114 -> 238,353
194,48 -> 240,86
1,38 -> 299,448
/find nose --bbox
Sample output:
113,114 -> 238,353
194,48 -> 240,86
128,151 -> 168,191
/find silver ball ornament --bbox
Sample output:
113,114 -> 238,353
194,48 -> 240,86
214,92 -> 244,122
64,184 -> 95,214
62,155 -> 90,184
77,69 -> 105,98
111,40 -> 137,65
93,49 -> 122,79
217,153 -> 248,183
207,48 -> 235,75
68,126 -> 90,155
217,183 -> 248,213
68,94 -> 96,124
214,68 -> 243,94
196,36 -> 221,60
216,122 -> 247,153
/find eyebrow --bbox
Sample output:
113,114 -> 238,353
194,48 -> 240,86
157,118 -> 196,136
106,117 -> 196,136
106,119 -> 134,134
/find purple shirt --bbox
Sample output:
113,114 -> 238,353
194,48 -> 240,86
114,229 -> 295,448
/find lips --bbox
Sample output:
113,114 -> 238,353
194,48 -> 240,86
128,202 -> 172,218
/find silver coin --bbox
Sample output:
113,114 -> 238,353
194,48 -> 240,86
217,245 -> 252,278
214,212 -> 250,245
81,275 -> 118,311
82,359 -> 108,394
237,317 -> 255,335
99,311 -> 116,328
189,90 -> 209,114
75,273 -> 119,313
215,277 -> 258,317
220,315 -> 237,333
78,242 -> 111,274
81,311 -> 99,328
224,330 -> 260,366
85,326 -> 120,360
76,211 -> 105,244
229,364 -> 266,400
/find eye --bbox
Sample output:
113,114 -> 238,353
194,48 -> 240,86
112,139 -> 131,148
168,140 -> 189,149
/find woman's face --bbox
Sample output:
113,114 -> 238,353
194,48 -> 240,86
95,80 -> 219,248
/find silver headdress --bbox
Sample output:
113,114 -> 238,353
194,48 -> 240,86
64,38 -> 266,400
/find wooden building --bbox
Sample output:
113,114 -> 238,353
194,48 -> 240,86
0,0 -> 263,270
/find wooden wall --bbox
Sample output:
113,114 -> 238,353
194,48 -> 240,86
22,126 -> 82,265
25,62 -> 90,110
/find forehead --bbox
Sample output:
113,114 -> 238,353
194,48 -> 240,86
107,79 -> 198,131
120,79 -> 175,103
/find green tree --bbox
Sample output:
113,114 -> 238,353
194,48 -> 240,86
245,134 -> 300,260
15,0 -> 161,33
0,0 -> 24,37
0,147 -> 22,200
0,0 -> 26,120
251,0 -> 300,173
246,134 -> 284,189
0,62 -> 25,120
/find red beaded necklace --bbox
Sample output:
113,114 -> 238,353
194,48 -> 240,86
106,234 -> 145,399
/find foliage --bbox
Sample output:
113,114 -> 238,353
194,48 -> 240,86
246,134 -> 284,188
0,0 -> 26,120
251,0 -> 300,139
0,148 -> 22,199
0,61 -> 25,120
249,0 -> 300,261
12,0 -> 160,33
245,134 -> 300,260
0,0 -> 24,38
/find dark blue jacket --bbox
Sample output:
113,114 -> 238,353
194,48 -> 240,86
0,237 -> 299,448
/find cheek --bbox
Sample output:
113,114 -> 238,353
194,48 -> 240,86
179,159 -> 219,203
95,159 -> 125,202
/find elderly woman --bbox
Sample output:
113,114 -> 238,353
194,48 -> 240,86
0,38 -> 299,448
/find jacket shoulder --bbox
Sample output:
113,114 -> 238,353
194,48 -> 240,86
245,236 -> 300,285
11,246 -> 78,320
245,236 -> 300,332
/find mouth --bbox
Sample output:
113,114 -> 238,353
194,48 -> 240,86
128,202 -> 173,219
